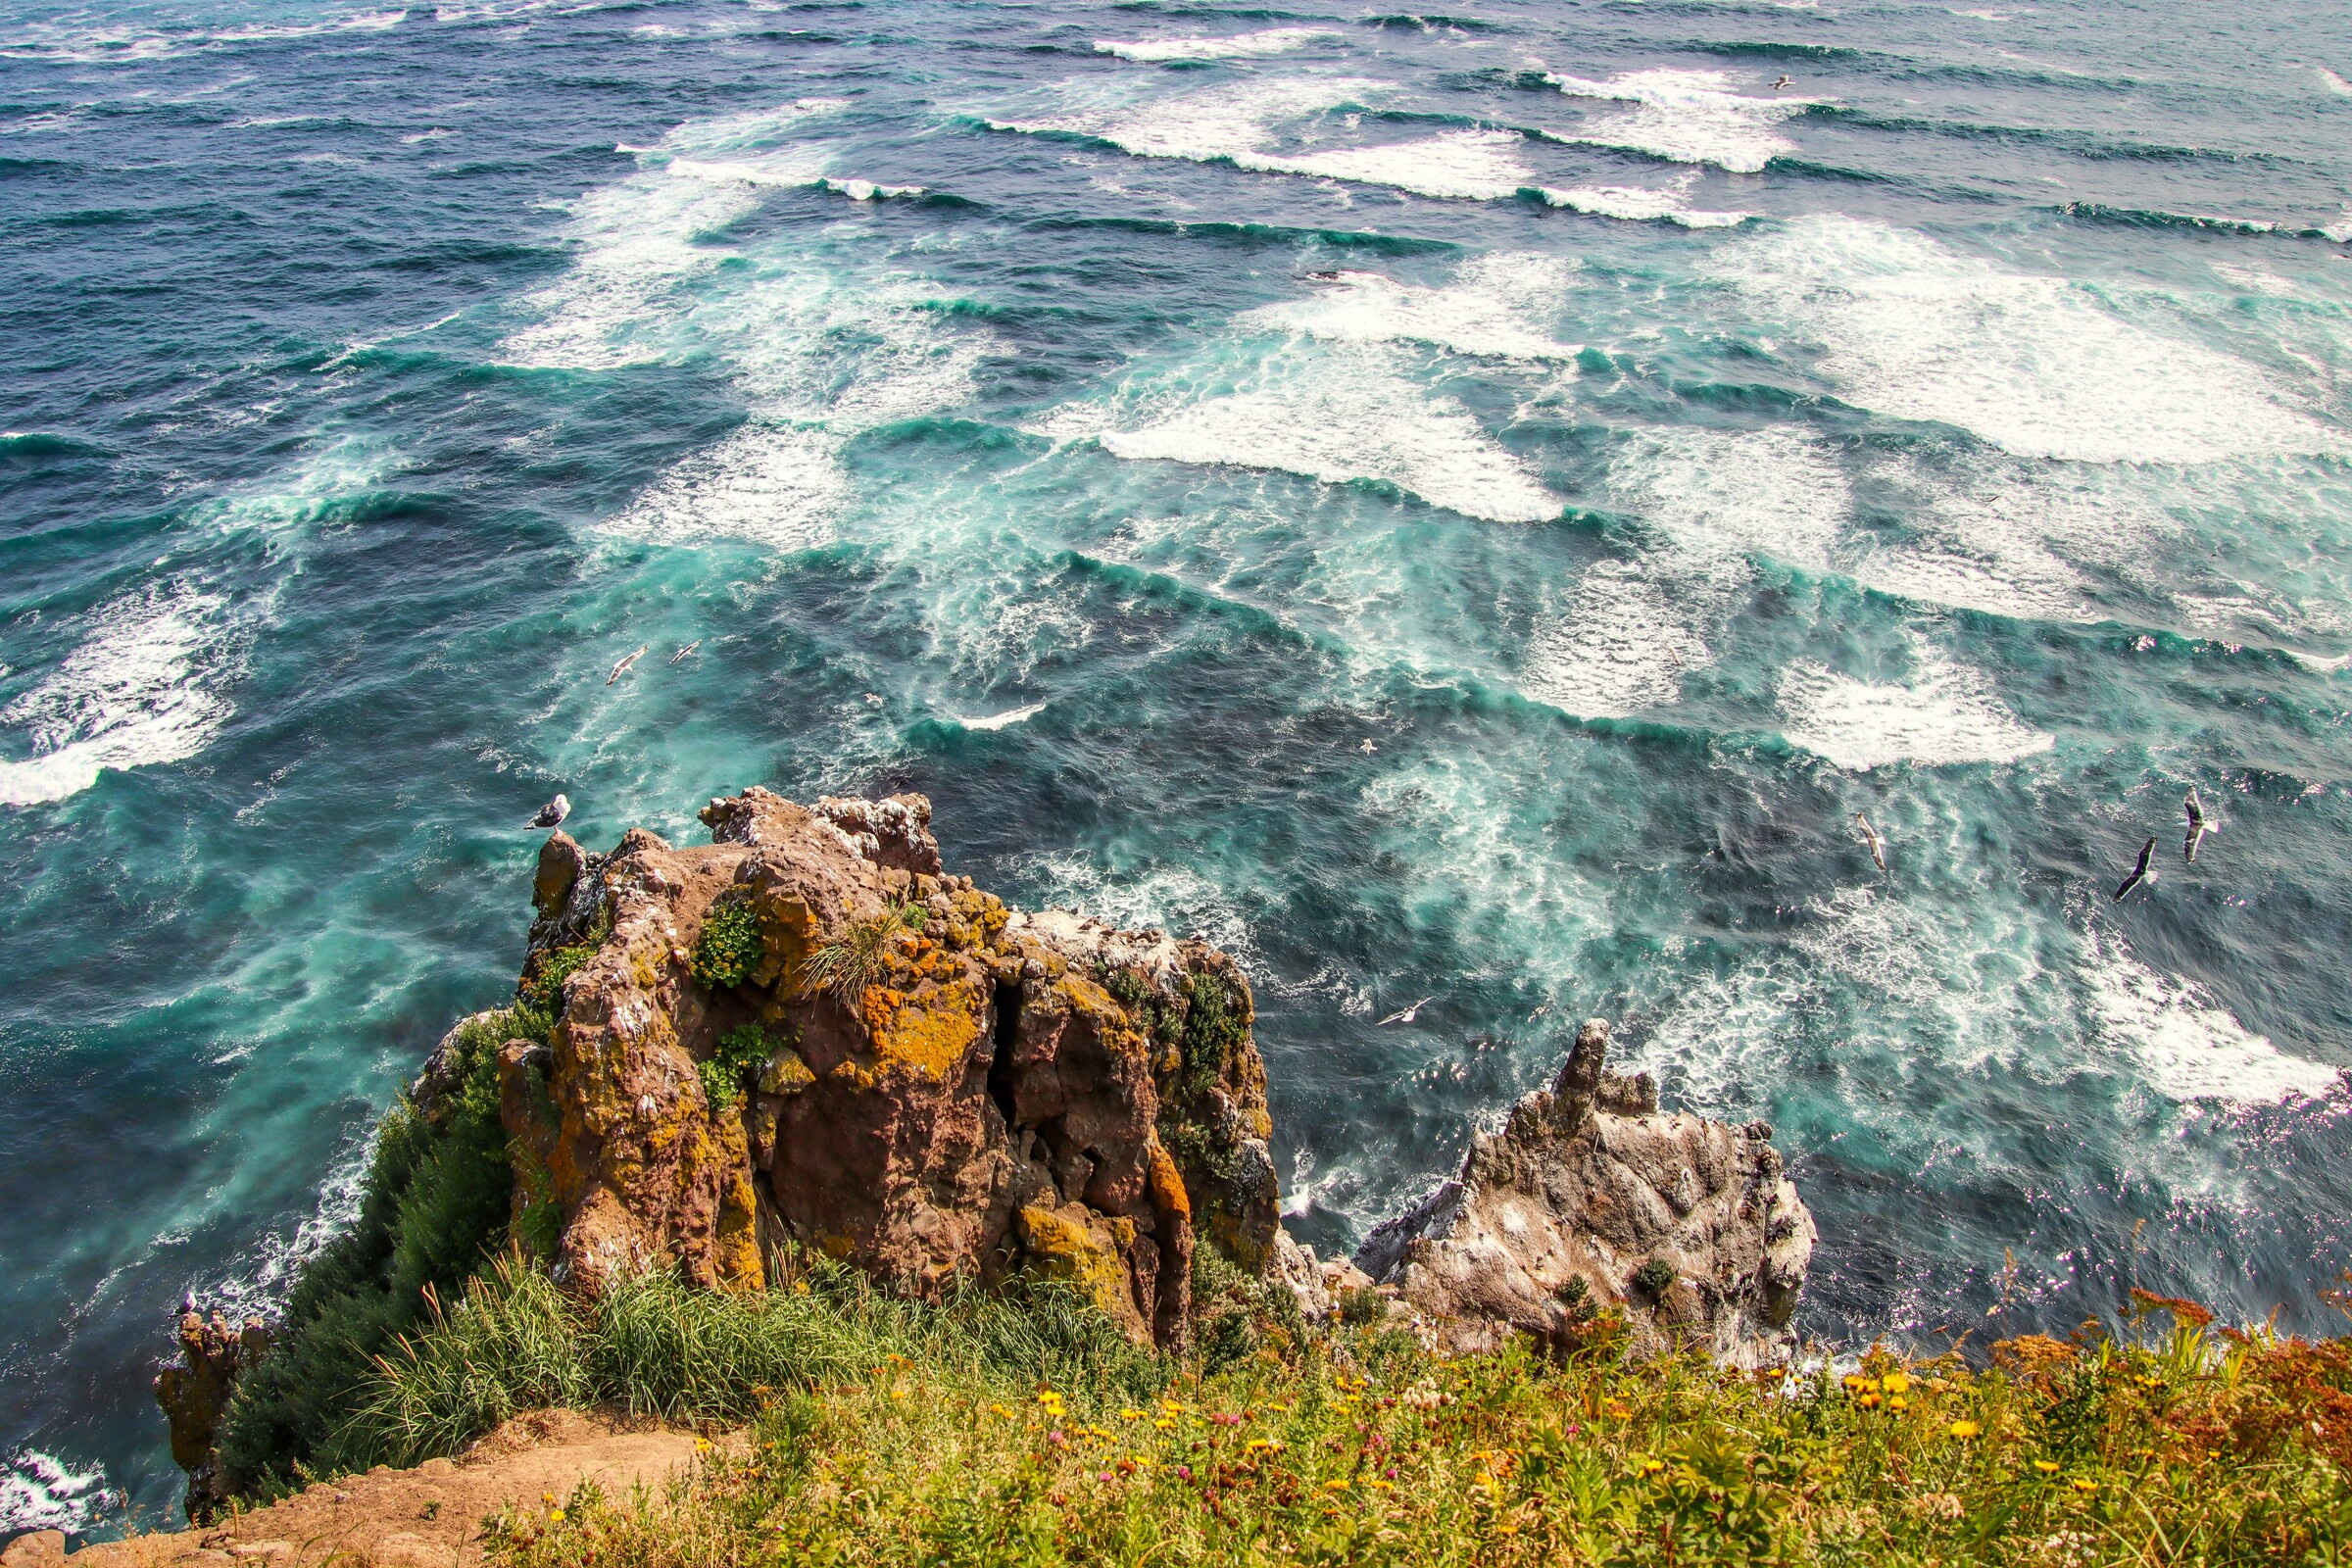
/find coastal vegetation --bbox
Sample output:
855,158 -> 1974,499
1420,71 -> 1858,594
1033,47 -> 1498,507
309,1251 -> 2352,1565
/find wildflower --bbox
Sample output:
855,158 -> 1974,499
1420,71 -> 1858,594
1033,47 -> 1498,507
1883,1371 -> 1911,1396
542,1494 -> 556,1506
1640,1457 -> 1664,1475
1369,1479 -> 1394,1492
1121,1408 -> 1144,1421
1324,1479 -> 1350,1493
1605,1403 -> 1631,1419
2071,1478 -> 2097,1494
1887,1396 -> 1910,1412
549,1509 -> 565,1524
890,1388 -> 908,1400
1037,1391 -> 1063,1407
1175,1466 -> 1193,1483
1048,1430 -> 1068,1447
1155,1419 -> 1178,1431
1950,1420 -> 1981,1440
1098,1471 -> 1114,1483
990,1403 -> 1013,1420
695,1439 -> 712,1453
2034,1459 -> 2061,1474
1246,1438 -> 1273,1452
1856,1393 -> 1884,1409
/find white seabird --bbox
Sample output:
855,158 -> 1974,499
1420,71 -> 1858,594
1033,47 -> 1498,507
1377,996 -> 1434,1026
528,793 -> 570,829
607,646 -> 647,685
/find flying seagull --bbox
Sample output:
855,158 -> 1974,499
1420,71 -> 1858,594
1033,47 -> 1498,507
607,646 -> 647,685
1771,74 -> 1793,90
1853,810 -> 1887,872
1377,996 -> 1434,1026
862,692 -> 884,708
1358,738 -> 1377,755
527,793 -> 570,829
2183,787 -> 2211,862
669,641 -> 701,664
2114,837 -> 2157,901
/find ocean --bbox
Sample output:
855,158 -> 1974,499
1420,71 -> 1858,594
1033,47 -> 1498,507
3,0 -> 2349,1535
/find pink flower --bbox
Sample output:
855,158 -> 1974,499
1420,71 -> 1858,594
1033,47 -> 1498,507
1047,1431 -> 1067,1447
1098,1471 -> 1113,1482
1383,1466 -> 1397,1480
1176,1466 -> 1193,1482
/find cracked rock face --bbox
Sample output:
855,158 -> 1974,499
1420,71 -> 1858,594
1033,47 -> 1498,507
1355,1020 -> 1816,1365
509,788 -> 1279,1345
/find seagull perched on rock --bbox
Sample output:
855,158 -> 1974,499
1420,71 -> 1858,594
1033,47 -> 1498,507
1853,810 -> 1887,872
1377,996 -> 1434,1026
607,646 -> 646,685
2114,837 -> 2157,901
527,793 -> 570,829
2183,787 -> 2212,862
669,641 -> 701,664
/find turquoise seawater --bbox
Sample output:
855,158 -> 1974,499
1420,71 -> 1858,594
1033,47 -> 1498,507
3,0 -> 2350,1533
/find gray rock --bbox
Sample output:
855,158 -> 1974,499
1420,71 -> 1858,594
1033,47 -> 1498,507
1354,1019 -> 1815,1365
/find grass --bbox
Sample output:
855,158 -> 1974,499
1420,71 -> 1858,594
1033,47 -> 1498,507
801,902 -> 928,1003
212,1010 -> 516,1498
691,900 -> 764,991
337,1259 -> 2352,1567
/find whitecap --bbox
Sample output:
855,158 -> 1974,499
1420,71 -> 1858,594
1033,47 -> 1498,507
0,585 -> 231,808
1538,177 -> 1750,227
1613,425 -> 1847,571
1544,68 -> 1816,173
1093,27 -> 1332,62
1242,253 -> 1581,361
2319,68 -> 2352,97
1777,646 -> 2051,770
954,701 -> 1047,731
1519,561 -> 1708,717
606,420 -> 848,553
1101,355 -> 1558,522
1235,127 -> 1532,201
1716,215 -> 2335,464
2083,933 -> 2340,1105
0,1449 -> 113,1535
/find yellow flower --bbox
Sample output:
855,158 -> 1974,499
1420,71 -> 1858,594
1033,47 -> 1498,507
990,1403 -> 1013,1420
1121,1408 -> 1144,1421
2071,1478 -> 2097,1494
542,1494 -> 556,1506
1369,1480 -> 1394,1492
695,1438 -> 713,1453
548,1509 -> 565,1524
1856,1393 -> 1883,1409
1887,1396 -> 1910,1412
1640,1457 -> 1664,1475
1949,1420 -> 1981,1440
2034,1459 -> 2061,1474
1155,1419 -> 1178,1431
1323,1479 -> 1350,1492
1883,1372 -> 1911,1396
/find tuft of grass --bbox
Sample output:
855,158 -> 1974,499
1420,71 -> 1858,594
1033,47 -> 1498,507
801,901 -> 927,1003
1632,1257 -> 1677,1298
466,1297 -> 2352,1568
689,898 -> 763,991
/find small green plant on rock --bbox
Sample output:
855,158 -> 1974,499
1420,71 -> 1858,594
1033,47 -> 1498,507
690,898 -> 763,990
1633,1257 -> 1678,1298
802,901 -> 927,1002
699,1024 -> 780,1110
1338,1286 -> 1387,1328
512,943 -> 596,1042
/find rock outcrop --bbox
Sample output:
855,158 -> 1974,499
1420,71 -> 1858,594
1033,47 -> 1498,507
1355,1019 -> 1815,1365
152,1311 -> 270,1523
508,787 -> 1279,1344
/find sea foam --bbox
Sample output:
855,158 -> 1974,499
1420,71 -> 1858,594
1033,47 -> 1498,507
1093,27 -> 1332,62
1101,353 -> 1558,523
0,586 -> 232,808
1718,216 -> 2335,464
1243,253 -> 1582,361
1778,646 -> 2052,770
1544,68 -> 1815,173
2084,934 -> 2340,1105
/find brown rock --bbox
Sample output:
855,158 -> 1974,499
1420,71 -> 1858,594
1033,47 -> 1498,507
504,788 -> 1280,1343
1355,1019 -> 1815,1365
155,1311 -> 272,1524
1,1531 -> 65,1568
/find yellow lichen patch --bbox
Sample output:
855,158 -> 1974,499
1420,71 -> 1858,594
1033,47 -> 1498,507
860,973 -> 987,1081
751,895 -> 820,994
1015,1204 -> 1142,1337
1057,973 -> 1151,1061
758,1048 -> 817,1097
1148,1142 -> 1192,1221
817,1232 -> 857,1260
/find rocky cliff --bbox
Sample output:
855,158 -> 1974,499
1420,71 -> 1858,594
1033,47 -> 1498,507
155,790 -> 1815,1518
501,787 -> 1278,1343
1354,1018 -> 1816,1365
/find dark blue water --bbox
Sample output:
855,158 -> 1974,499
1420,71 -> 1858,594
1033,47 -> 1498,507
5,0 -> 2350,1534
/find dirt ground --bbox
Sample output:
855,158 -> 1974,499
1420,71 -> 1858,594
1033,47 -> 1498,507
3,1411 -> 715,1568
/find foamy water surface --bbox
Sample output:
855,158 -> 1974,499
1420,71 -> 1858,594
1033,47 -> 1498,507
4,0 -> 2351,1536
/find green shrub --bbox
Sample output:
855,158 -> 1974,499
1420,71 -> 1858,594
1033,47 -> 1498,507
689,898 -> 763,990
697,1024 -> 782,1111
1633,1257 -> 1677,1298
1556,1274 -> 1592,1319
1338,1286 -> 1386,1328
215,1012 -> 516,1495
